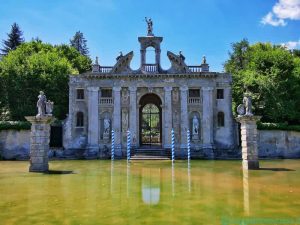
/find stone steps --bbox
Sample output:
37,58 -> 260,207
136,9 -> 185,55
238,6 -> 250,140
131,148 -> 171,160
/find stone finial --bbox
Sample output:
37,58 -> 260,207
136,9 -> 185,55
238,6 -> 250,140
202,55 -> 207,64
179,51 -> 185,61
116,51 -> 123,61
92,56 -> 100,73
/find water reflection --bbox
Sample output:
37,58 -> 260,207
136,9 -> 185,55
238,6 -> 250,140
242,168 -> 250,216
188,161 -> 191,193
142,167 -> 161,205
127,162 -> 130,197
110,161 -> 114,194
172,162 -> 175,197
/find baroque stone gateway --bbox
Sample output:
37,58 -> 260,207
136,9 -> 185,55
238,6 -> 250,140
63,25 -> 237,159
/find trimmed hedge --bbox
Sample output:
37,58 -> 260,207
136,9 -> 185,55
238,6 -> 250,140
0,121 -> 31,131
257,121 -> 300,132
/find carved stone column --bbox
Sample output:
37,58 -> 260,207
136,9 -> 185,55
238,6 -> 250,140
113,86 -> 122,155
25,116 -> 54,172
236,115 -> 261,170
129,86 -> 137,147
180,86 -> 188,149
202,87 -> 214,158
164,86 -> 173,148
87,87 -> 99,158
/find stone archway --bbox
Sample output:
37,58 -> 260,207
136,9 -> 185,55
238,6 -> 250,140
139,93 -> 162,147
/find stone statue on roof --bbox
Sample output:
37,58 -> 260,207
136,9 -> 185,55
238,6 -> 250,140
145,17 -> 153,36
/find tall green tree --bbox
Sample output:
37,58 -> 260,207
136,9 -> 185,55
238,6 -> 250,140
70,31 -> 89,56
225,40 -> 300,124
1,23 -> 24,55
0,41 -> 91,120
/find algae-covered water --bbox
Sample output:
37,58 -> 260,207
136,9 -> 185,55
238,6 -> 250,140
0,160 -> 299,225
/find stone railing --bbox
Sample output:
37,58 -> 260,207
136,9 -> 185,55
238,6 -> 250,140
143,64 -> 158,73
99,97 -> 113,105
188,97 -> 201,105
188,66 -> 202,73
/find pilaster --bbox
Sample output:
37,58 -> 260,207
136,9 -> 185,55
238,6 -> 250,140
129,86 -> 137,147
85,87 -> 100,158
180,86 -> 188,149
113,86 -> 122,155
202,87 -> 214,158
164,86 -> 172,148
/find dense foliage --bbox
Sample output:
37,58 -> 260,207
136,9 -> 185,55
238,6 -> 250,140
225,39 -> 300,124
70,31 -> 89,56
1,23 -> 24,55
0,41 -> 91,120
0,121 -> 31,131
257,122 -> 300,132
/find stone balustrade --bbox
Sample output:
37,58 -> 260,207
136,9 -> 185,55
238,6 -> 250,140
188,97 -> 202,105
188,66 -> 202,73
143,64 -> 157,72
100,66 -> 113,73
99,97 -> 113,105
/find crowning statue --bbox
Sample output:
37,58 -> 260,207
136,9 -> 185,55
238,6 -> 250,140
36,91 -> 54,118
36,91 -> 47,117
237,93 -> 253,116
145,17 -> 153,36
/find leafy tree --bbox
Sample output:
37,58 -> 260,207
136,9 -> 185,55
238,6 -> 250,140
1,23 -> 24,55
225,41 -> 300,124
70,31 -> 89,56
0,41 -> 91,120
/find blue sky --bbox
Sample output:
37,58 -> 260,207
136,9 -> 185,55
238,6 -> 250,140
0,0 -> 299,71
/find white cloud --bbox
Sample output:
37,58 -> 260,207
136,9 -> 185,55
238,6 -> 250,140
281,39 -> 300,49
261,0 -> 300,26
261,12 -> 287,26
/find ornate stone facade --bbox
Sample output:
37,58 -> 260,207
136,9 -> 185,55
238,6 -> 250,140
64,32 -> 236,158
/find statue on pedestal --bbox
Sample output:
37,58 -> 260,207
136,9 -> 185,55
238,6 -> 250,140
237,93 -> 253,116
103,116 -> 110,142
104,117 -> 110,134
36,91 -> 47,117
192,115 -> 199,140
36,91 -> 54,118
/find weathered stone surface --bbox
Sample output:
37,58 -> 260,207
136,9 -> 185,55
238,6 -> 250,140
25,116 -> 54,172
0,130 -> 30,160
236,115 -> 261,169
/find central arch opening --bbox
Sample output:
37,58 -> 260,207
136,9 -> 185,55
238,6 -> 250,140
139,93 -> 162,147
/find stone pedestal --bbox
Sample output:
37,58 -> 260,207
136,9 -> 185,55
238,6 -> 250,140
236,115 -> 261,170
25,116 -> 54,172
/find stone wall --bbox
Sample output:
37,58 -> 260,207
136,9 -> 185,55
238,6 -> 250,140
0,130 -> 30,160
258,130 -> 300,158
1,129 -> 300,160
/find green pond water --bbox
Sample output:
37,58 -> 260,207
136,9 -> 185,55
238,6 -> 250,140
0,160 -> 300,225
